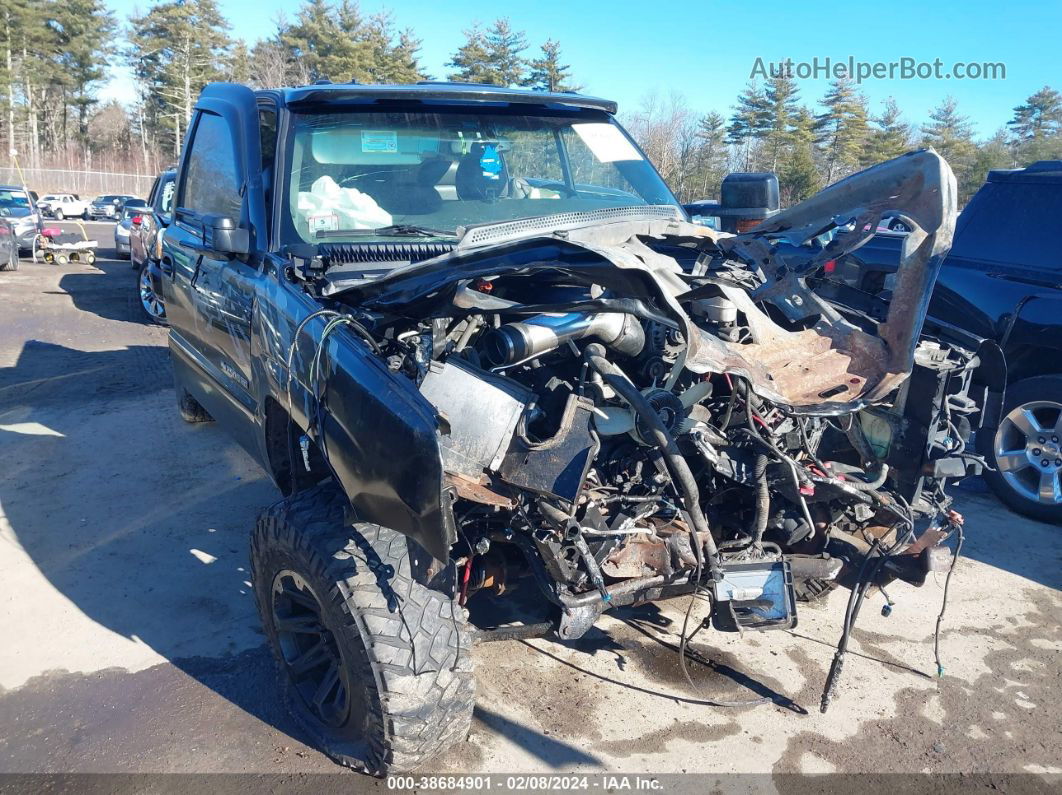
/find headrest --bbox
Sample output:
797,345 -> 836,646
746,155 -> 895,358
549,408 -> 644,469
455,143 -> 508,201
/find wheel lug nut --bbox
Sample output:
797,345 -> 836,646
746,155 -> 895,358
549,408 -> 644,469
1033,448 -> 1042,456
1056,459 -> 1061,466
1042,460 -> 1051,467
1038,437 -> 1046,444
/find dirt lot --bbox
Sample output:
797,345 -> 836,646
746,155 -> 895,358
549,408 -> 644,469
1,226 -> 1060,781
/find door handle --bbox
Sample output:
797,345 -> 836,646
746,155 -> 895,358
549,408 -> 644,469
177,239 -> 208,254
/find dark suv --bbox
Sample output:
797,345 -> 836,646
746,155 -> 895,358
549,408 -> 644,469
831,160 -> 1062,521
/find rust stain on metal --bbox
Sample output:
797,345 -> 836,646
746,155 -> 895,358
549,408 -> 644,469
445,473 -> 516,508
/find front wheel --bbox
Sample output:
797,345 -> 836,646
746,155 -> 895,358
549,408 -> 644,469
252,483 -> 475,774
54,208 -> 64,220
982,375 -> 1062,523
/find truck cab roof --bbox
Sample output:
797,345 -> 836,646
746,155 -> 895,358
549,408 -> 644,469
259,80 -> 619,115
986,160 -> 1062,185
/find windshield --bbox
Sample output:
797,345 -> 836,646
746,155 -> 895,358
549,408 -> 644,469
0,189 -> 32,218
282,109 -> 679,244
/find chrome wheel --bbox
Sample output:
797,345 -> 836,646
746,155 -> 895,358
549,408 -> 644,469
994,400 -> 1062,505
271,570 -> 356,729
138,266 -> 165,321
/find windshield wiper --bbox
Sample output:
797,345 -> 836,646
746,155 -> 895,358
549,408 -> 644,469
316,223 -> 458,239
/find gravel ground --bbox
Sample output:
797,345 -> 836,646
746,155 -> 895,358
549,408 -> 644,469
0,226 -> 1059,784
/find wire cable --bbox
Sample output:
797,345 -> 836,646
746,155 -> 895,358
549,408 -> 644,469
934,519 -> 964,677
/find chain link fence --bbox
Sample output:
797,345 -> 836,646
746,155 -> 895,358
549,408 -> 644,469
0,167 -> 156,199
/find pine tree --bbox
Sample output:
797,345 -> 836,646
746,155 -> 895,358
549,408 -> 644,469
861,97 -> 911,166
127,0 -> 233,157
779,107 -> 821,203
526,39 -> 579,92
921,96 -> 978,198
484,19 -> 527,87
279,0 -> 365,83
814,77 -> 869,183
921,96 -> 976,166
376,29 -> 425,83
693,111 -> 727,199
727,81 -> 769,171
52,0 -> 117,147
1008,86 -> 1062,141
762,74 -> 800,171
227,39 -> 252,85
446,23 -> 495,84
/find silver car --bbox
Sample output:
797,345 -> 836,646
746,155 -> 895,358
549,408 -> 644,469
113,201 -> 148,258
0,185 -> 41,253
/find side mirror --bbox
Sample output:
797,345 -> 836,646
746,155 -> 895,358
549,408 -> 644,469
686,173 -> 781,234
203,214 -> 249,257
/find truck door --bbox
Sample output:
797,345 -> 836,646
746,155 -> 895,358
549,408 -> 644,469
162,84 -> 268,453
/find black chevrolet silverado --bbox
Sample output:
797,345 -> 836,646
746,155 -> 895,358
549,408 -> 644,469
828,161 -> 1062,522
160,81 -> 1003,773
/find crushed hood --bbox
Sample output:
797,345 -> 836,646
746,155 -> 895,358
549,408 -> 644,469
325,149 -> 957,414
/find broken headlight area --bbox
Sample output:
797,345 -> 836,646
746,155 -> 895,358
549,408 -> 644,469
291,149 -> 1004,709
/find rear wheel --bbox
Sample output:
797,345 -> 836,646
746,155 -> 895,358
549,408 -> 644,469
252,482 -> 475,774
983,375 -> 1062,523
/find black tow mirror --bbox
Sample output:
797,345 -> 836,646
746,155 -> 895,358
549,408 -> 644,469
202,214 -> 249,257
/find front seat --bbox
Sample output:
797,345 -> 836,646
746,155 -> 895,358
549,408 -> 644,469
455,143 -> 509,202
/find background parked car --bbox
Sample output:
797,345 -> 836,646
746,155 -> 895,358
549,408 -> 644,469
0,185 -> 42,253
0,217 -> 20,270
90,194 -> 138,221
130,170 -> 175,325
38,193 -> 90,220
113,199 -> 149,258
828,159 -> 1062,522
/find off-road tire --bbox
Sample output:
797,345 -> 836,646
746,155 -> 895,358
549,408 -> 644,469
176,385 -> 212,423
251,482 -> 475,774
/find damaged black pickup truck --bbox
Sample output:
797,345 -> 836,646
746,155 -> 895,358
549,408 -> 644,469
161,81 -> 1004,774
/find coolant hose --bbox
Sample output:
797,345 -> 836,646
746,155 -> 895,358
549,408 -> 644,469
583,344 -> 722,577
751,454 -> 770,545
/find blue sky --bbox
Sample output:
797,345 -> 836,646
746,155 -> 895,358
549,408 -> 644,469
102,0 -> 1060,138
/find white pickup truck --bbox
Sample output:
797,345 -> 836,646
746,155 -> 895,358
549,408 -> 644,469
38,193 -> 90,220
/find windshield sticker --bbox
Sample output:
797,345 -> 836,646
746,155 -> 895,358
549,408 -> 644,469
361,130 -> 398,153
307,212 -> 339,233
572,123 -> 643,163
480,144 -> 503,180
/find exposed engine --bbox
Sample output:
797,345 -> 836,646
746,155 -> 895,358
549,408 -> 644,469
291,150 -> 1005,710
